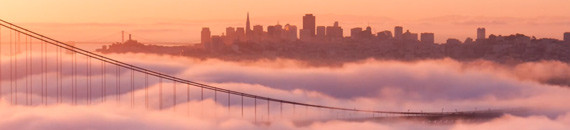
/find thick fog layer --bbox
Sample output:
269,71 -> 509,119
0,53 -> 569,129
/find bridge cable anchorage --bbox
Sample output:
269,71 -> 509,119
0,19 -> 502,119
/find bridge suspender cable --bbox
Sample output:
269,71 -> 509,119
0,19 -> 491,116
0,26 -> 2,99
9,29 -> 12,105
15,32 -> 19,105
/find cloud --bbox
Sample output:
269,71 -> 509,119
1,53 -> 570,129
0,101 -> 568,130
451,113 -> 570,130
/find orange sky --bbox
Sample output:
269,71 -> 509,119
1,0 -> 569,43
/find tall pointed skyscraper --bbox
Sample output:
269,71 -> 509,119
246,12 -> 252,41
246,13 -> 251,34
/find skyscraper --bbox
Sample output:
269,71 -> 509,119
402,30 -> 418,41
316,26 -> 326,39
246,12 -> 251,35
210,35 -> 223,50
226,27 -> 236,38
201,27 -> 211,46
284,24 -> 297,41
267,25 -> 275,38
224,27 -> 236,45
273,24 -> 283,39
351,27 -> 363,40
300,29 -> 310,41
477,28 -> 486,40
326,21 -> 343,40
253,25 -> 263,41
394,26 -> 403,39
420,33 -> 435,44
564,32 -> 570,42
236,27 -> 245,42
253,25 -> 263,33
377,31 -> 392,40
446,38 -> 462,44
302,14 -> 316,38
363,26 -> 372,38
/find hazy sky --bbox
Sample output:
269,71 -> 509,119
1,0 -> 569,43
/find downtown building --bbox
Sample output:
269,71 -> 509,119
326,21 -> 343,41
420,33 -> 435,44
300,14 -> 316,41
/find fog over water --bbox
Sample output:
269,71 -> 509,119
0,52 -> 569,129
2,0 -> 569,128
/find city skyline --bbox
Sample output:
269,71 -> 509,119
13,13 -> 570,44
2,1 -> 570,129
1,0 -> 570,43
201,13 -> 569,47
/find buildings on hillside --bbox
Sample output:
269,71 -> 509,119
201,13 -> 568,51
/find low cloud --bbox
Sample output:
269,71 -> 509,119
1,53 -> 570,129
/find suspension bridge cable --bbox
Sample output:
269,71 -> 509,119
0,19 -> 494,115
